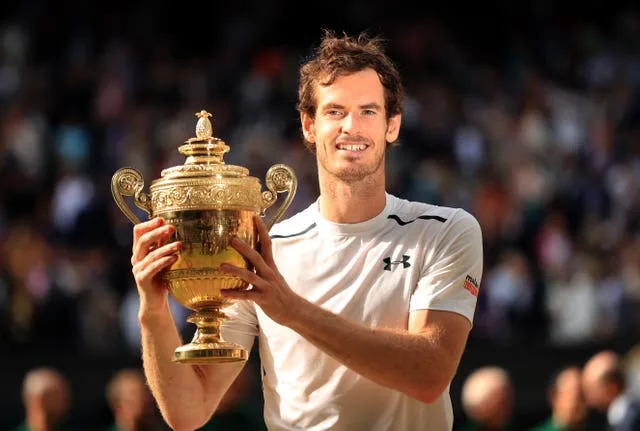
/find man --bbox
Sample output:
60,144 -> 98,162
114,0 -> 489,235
460,367 -> 514,431
12,367 -> 70,431
104,368 -> 158,431
130,31 -> 483,430
582,350 -> 640,431
582,350 -> 624,430
530,366 -> 586,431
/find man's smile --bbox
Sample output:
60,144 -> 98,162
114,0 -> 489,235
336,143 -> 368,152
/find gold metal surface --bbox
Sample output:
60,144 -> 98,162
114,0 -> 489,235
111,110 -> 297,363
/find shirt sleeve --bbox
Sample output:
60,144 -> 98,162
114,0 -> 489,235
220,299 -> 259,352
409,209 -> 483,325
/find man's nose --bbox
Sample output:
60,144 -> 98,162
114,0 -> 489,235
340,113 -> 360,134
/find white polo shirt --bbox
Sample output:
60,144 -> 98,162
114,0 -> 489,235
222,193 -> 483,431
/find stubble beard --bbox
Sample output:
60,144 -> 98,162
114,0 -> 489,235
319,136 -> 385,180
317,141 -> 386,199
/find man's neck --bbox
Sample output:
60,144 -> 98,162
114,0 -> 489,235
317,173 -> 386,224
25,410 -> 48,431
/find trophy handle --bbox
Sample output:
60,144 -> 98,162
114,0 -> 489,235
261,164 -> 297,230
111,167 -> 152,224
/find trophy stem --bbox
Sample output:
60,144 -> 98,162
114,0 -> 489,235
172,308 -> 248,364
188,309 -> 224,345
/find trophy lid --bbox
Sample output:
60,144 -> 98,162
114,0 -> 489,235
146,110 -> 264,215
157,110 -> 250,180
112,109 -> 296,219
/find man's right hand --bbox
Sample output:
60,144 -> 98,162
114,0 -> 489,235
131,217 -> 182,313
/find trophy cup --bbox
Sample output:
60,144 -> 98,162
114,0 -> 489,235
111,110 -> 296,364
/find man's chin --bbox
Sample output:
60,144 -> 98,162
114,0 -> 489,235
333,168 -> 374,182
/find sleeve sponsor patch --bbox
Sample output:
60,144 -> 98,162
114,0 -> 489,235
463,275 -> 479,297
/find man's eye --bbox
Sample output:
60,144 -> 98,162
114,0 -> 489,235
362,110 -> 376,116
327,110 -> 343,117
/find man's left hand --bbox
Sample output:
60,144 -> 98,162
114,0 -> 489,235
221,215 -> 301,326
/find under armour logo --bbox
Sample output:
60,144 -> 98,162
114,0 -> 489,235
383,255 -> 411,271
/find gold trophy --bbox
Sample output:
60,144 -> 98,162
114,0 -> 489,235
111,110 -> 296,364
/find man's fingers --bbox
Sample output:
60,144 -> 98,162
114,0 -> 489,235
133,241 -> 181,279
220,264 -> 268,289
134,255 -> 178,287
254,215 -> 275,267
230,238 -> 273,278
143,241 -> 182,264
132,224 -> 175,264
133,217 -> 164,242
222,287 -> 260,301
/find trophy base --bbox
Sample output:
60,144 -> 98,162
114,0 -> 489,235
172,341 -> 248,364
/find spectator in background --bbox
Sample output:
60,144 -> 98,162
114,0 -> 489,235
545,252 -> 599,346
105,368 -> 158,431
12,367 -> 71,431
606,345 -> 640,431
482,248 -> 535,342
529,366 -> 586,431
460,366 -> 514,431
582,350 -> 625,431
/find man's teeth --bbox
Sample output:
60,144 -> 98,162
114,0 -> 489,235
337,144 -> 367,151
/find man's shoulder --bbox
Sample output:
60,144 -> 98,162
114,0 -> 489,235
269,202 -> 316,239
388,195 -> 479,231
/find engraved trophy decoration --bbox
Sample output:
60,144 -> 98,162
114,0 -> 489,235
112,110 -> 296,364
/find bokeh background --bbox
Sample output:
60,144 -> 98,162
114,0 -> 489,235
1,0 -> 640,429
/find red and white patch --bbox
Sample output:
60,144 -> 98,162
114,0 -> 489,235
463,275 -> 479,297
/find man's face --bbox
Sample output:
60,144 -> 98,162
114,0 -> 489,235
115,378 -> 154,425
301,68 -> 401,183
552,368 -> 586,427
42,381 -> 70,424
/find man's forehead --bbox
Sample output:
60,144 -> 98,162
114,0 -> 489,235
315,70 -> 385,107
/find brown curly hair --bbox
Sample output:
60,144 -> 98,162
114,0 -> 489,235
297,30 -> 404,151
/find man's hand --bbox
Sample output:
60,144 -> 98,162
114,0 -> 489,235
131,217 -> 182,312
220,215 -> 301,325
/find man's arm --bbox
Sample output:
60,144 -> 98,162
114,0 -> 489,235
139,305 -> 245,430
132,218 -> 245,430
286,303 -> 469,403
222,215 -> 478,404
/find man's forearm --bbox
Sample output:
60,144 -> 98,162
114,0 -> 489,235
139,301 -> 214,430
285,298 -> 462,404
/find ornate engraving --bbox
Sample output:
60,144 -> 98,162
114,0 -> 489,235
262,190 -> 276,206
164,268 -> 228,280
117,170 -> 143,194
262,164 -> 297,228
111,167 -> 152,224
151,182 -> 262,214
272,168 -> 291,191
161,164 -> 249,178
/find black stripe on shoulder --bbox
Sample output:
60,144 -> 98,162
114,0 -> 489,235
388,214 -> 448,226
270,223 -> 317,239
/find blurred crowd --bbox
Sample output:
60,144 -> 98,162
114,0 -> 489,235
12,362 -> 264,430
1,0 -> 640,429
458,346 -> 640,430
12,345 -> 640,430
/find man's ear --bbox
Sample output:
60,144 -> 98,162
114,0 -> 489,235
301,112 -> 315,143
385,114 -> 401,143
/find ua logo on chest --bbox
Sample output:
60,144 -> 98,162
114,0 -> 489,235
383,255 -> 411,271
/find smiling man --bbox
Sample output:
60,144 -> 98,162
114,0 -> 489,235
130,31 -> 483,431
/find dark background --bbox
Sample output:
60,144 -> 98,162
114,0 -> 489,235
1,0 -> 640,429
